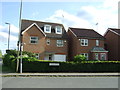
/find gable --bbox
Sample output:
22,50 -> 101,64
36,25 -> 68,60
104,28 -> 120,37
22,23 -> 46,36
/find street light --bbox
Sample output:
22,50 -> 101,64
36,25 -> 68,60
5,22 -> 10,50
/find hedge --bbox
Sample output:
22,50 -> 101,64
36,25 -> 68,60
3,53 -> 120,73
11,58 -> 120,73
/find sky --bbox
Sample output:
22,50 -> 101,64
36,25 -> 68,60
0,0 -> 119,54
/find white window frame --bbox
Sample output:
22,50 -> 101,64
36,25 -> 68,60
56,40 -> 64,47
95,53 -> 99,60
100,53 -> 106,60
30,36 -> 38,44
44,25 -> 51,33
55,26 -> 62,34
80,39 -> 88,46
81,53 -> 89,60
35,53 -> 39,59
46,39 -> 50,45
96,40 -> 99,46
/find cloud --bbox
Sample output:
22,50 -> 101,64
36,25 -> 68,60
45,9 -> 92,31
44,0 -> 118,35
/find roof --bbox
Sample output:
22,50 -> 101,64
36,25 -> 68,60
109,28 -> 120,34
91,46 -> 108,52
69,27 -> 104,39
105,28 -> 120,36
21,19 -> 68,39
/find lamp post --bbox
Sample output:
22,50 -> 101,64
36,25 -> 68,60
5,22 -> 10,50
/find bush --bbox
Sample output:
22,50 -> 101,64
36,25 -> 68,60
3,54 -> 15,66
74,55 -> 86,62
6,50 -> 18,57
22,51 -> 36,57
6,50 -> 35,58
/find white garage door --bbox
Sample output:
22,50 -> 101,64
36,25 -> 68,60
54,54 -> 66,62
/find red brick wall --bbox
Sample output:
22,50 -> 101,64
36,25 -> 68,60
104,30 -> 119,60
68,30 -> 78,60
22,25 -> 68,60
45,38 -> 68,55
22,25 -> 45,59
68,29 -> 105,60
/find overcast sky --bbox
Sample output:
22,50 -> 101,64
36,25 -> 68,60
0,0 -> 119,54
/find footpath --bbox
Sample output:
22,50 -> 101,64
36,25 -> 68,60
1,72 -> 120,77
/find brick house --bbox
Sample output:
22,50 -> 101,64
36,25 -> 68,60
21,19 -> 68,61
68,27 -> 108,61
104,28 -> 120,61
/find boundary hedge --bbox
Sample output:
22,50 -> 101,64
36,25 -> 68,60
11,58 -> 120,73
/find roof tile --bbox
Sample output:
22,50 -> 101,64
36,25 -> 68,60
69,27 -> 104,39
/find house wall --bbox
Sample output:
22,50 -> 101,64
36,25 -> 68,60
22,25 -> 45,59
91,52 -> 108,60
68,29 -> 105,60
67,29 -> 78,61
104,30 -> 119,60
45,38 -> 68,57
77,38 -> 104,60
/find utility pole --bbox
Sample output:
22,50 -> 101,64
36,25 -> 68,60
17,0 -> 23,73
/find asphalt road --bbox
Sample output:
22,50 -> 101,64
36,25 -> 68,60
2,77 -> 119,88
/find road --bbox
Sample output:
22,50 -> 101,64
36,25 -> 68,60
2,77 -> 119,88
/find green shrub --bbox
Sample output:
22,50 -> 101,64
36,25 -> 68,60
6,50 -> 35,58
6,50 -> 18,57
74,55 -> 86,62
3,54 -> 15,66
22,51 -> 35,57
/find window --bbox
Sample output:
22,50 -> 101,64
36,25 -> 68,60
56,40 -> 64,47
81,53 -> 88,60
80,39 -> 88,46
56,26 -> 62,34
35,53 -> 39,59
95,53 -> 99,60
49,54 -> 52,60
96,40 -> 99,46
46,39 -> 50,45
44,25 -> 51,33
30,36 -> 38,44
100,53 -> 106,60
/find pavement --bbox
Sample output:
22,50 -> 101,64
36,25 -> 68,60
1,72 -> 120,77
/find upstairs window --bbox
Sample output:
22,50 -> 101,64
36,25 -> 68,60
30,36 -> 38,44
44,25 -> 51,33
55,26 -> 62,34
56,40 -> 64,47
96,40 -> 99,46
80,39 -> 88,46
